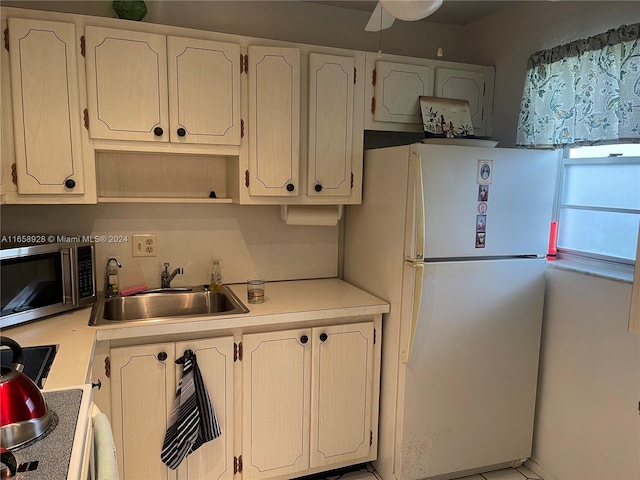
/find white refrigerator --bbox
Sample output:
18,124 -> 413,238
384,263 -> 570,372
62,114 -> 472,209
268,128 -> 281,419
344,143 -> 559,480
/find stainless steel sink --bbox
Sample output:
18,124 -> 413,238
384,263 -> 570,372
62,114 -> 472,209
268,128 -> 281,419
88,286 -> 249,326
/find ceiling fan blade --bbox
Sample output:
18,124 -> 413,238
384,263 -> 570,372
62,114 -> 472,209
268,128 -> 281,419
365,2 -> 396,32
380,0 -> 444,21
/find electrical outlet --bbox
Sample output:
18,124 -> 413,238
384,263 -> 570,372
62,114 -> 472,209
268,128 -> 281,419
132,234 -> 157,257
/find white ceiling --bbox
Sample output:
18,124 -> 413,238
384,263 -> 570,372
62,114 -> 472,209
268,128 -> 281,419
308,1 -> 525,26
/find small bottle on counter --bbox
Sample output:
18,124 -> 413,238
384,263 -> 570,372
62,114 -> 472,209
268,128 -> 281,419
106,257 -> 121,297
210,259 -> 223,291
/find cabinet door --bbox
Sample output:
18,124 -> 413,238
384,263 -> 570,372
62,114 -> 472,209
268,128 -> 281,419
248,46 -> 300,196
85,26 -> 169,142
434,68 -> 486,136
8,18 -> 84,194
175,337 -> 234,480
167,37 -> 240,145
242,329 -> 311,479
310,322 -> 374,468
373,61 -> 432,124
307,53 -> 354,197
111,343 -> 176,480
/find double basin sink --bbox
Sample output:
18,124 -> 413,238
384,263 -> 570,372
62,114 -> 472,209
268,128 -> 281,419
89,285 -> 249,326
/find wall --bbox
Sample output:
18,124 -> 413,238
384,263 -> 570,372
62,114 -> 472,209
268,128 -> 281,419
464,4 -> 640,479
534,269 -> 639,480
0,204 -> 339,290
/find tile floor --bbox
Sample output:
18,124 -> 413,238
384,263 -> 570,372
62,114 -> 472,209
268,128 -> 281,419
295,463 -> 542,480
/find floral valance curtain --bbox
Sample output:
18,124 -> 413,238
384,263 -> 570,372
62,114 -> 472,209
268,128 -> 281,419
516,23 -> 640,148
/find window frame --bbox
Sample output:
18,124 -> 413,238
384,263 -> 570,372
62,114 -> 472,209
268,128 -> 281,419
553,147 -> 640,277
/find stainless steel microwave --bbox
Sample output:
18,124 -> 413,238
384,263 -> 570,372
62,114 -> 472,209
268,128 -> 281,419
0,241 -> 97,328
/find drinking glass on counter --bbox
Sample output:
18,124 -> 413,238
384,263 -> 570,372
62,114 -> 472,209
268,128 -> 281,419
247,279 -> 265,304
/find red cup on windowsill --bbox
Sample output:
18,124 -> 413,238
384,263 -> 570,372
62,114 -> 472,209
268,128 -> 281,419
547,221 -> 558,261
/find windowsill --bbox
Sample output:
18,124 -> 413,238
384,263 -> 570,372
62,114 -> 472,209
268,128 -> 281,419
547,259 -> 633,284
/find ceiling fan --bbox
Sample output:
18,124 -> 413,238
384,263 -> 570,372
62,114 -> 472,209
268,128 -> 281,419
365,0 -> 444,31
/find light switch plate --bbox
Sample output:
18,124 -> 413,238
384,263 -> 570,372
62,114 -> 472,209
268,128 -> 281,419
132,234 -> 157,257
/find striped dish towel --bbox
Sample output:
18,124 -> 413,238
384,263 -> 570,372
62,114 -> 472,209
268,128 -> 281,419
160,350 -> 222,469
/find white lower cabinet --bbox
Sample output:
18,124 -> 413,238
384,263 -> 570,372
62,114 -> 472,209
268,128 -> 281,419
110,337 -> 235,480
241,328 -> 311,479
109,320 -> 379,480
310,322 -> 374,468
242,322 -> 376,479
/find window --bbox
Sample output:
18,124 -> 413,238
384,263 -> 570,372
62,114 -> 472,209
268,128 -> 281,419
555,144 -> 640,272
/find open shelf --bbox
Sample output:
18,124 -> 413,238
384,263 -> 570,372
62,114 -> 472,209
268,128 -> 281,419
96,151 -> 237,203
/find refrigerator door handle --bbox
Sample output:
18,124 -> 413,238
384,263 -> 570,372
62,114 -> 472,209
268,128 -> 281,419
406,153 -> 425,261
415,155 -> 425,260
403,262 -> 424,364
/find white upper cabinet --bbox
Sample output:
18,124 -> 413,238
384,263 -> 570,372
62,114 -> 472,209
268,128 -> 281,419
244,49 -> 364,204
247,45 -> 300,196
434,68 -> 487,136
373,60 -> 433,125
167,36 -> 240,145
307,53 -> 354,198
85,26 -> 169,142
84,26 -> 240,146
364,52 -> 494,136
8,18 -> 84,194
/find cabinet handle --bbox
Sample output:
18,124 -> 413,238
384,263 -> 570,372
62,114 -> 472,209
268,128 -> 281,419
65,179 -> 76,189
154,127 -> 164,137
157,352 -> 168,361
177,128 -> 186,137
314,184 -> 323,193
300,335 -> 308,344
286,183 -> 295,192
319,333 -> 328,342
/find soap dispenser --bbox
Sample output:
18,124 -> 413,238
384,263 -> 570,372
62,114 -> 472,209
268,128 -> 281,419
106,257 -> 122,298
210,259 -> 223,291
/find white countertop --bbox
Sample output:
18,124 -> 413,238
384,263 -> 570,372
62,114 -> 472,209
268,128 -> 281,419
2,278 -> 389,389
2,308 -> 97,390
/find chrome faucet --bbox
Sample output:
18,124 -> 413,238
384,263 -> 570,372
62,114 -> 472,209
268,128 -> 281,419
161,263 -> 183,288
105,258 -> 122,298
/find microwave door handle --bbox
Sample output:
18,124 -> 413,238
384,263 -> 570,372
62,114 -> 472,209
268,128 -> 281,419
61,248 -> 74,304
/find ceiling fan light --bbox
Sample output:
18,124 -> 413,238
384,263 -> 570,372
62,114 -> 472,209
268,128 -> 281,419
379,0 -> 444,22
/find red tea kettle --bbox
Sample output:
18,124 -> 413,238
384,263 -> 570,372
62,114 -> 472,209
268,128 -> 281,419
0,337 -> 52,448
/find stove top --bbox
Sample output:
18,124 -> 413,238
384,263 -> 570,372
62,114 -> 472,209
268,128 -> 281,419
8,388 -> 83,479
0,345 -> 57,388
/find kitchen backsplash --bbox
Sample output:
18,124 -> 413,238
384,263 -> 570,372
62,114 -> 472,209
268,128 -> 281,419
1,203 -> 339,290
